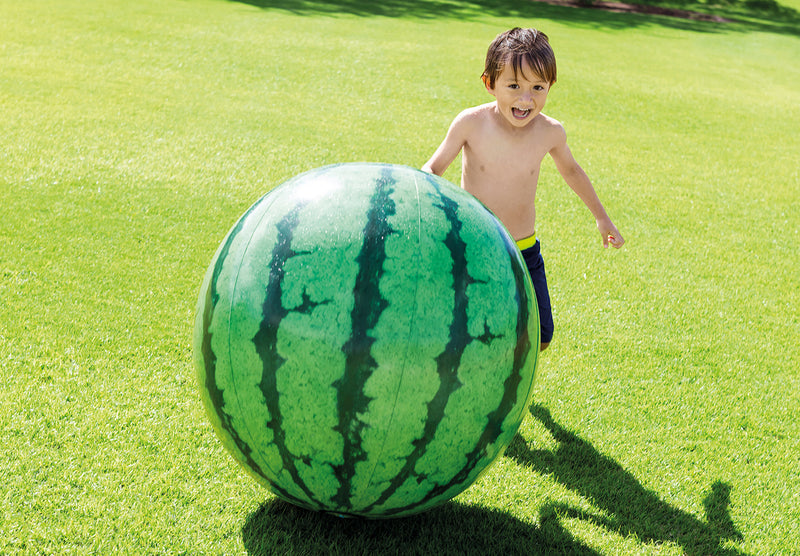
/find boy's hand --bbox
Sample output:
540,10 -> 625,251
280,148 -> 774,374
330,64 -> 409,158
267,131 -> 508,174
597,219 -> 625,249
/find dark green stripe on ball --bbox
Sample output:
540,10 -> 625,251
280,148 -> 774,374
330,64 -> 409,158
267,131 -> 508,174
388,230 -> 534,516
331,167 -> 398,510
201,202 -> 276,485
363,176 -> 498,516
251,201 -> 329,508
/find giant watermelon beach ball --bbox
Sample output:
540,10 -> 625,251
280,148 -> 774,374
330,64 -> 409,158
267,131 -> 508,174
194,163 -> 540,518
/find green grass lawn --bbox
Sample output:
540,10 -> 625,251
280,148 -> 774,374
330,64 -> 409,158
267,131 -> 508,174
2,0 -> 798,553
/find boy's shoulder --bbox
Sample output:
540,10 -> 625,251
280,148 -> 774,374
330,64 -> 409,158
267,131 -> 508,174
455,102 -> 496,123
465,102 -> 497,114
531,111 -> 565,132
535,112 -> 567,141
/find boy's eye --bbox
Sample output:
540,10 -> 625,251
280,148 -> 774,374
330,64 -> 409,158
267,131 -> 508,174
509,83 -> 519,89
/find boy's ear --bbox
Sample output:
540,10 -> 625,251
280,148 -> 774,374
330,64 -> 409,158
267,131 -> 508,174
482,74 -> 494,94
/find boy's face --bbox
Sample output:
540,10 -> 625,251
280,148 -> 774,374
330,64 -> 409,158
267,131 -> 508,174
484,60 -> 551,128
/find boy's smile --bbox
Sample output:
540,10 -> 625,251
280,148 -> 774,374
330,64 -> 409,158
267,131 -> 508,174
512,107 -> 532,120
485,61 -> 551,128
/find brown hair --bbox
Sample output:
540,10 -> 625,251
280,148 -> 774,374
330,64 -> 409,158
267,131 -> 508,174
482,28 -> 557,89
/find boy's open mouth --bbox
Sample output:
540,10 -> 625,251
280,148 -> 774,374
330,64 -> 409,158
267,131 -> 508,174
512,107 -> 531,119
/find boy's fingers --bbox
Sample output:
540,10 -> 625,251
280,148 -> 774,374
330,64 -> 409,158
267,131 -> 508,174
609,234 -> 624,248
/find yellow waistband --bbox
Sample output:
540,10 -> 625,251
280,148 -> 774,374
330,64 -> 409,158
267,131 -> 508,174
515,232 -> 537,251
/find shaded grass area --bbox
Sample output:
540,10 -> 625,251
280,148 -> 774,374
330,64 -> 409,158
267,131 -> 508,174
232,0 -> 800,34
242,497 -> 599,555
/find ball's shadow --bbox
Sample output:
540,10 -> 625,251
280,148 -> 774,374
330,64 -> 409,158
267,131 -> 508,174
241,497 -> 599,555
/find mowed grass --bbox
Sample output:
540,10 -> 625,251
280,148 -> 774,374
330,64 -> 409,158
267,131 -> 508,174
1,0 -> 798,553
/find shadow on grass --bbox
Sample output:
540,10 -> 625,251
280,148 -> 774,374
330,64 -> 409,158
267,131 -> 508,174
230,0 -> 800,36
505,403 -> 748,556
239,404 -> 747,554
242,497 -> 601,555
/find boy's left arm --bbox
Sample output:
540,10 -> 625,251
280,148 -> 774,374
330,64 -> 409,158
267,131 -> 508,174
550,137 -> 625,249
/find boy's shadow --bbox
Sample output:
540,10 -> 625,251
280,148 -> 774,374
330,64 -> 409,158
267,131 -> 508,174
507,403 -> 747,556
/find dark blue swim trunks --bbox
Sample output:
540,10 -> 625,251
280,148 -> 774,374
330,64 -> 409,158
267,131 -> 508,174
519,239 -> 554,344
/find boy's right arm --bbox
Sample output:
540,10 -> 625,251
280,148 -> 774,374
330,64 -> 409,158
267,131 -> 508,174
421,112 -> 470,176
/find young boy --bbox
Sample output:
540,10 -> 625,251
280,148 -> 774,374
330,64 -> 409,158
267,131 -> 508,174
422,27 -> 624,351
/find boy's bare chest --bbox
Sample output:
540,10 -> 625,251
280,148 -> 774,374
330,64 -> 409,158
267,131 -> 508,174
465,130 -> 550,175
